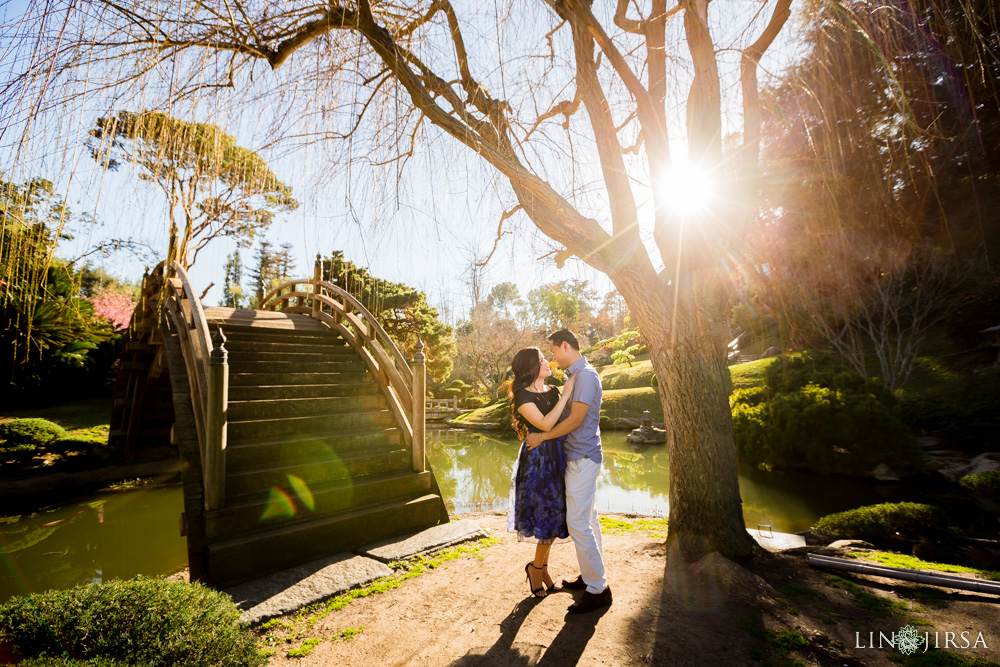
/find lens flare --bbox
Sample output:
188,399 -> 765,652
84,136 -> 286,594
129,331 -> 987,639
659,159 -> 716,217
287,475 -> 315,512
260,488 -> 296,520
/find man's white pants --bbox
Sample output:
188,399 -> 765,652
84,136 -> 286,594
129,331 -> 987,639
565,457 -> 607,594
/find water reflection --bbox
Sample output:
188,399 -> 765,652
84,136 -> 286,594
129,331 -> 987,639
0,431 -> 894,603
0,486 -> 187,603
427,428 -> 887,534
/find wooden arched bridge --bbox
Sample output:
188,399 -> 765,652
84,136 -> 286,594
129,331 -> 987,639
111,259 -> 448,589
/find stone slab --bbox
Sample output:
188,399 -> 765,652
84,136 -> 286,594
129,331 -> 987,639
225,553 -> 392,625
828,539 -> 875,550
358,519 -> 488,563
748,527 -> 807,551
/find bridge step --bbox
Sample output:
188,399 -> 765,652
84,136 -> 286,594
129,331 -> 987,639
204,309 -> 330,331
227,359 -> 366,374
208,322 -> 336,340
225,447 -> 411,500
228,409 -> 395,439
205,493 -> 443,588
228,381 -> 381,401
229,371 -> 369,386
225,347 -> 356,360
225,429 -> 404,468
206,470 -> 432,541
228,394 -> 389,421
220,331 -> 351,347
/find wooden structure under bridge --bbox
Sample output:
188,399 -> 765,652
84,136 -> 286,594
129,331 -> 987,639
110,256 -> 449,589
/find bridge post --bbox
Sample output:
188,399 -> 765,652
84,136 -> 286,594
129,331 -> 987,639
411,338 -> 426,473
205,328 -> 229,510
312,253 -> 322,319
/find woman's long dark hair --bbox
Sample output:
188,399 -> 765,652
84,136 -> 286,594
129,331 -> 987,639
509,347 -> 543,439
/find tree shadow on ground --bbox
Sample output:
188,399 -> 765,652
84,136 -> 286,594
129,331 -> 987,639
451,597 -> 541,666
536,602 -> 609,666
640,544 -> 761,666
451,592 -> 609,666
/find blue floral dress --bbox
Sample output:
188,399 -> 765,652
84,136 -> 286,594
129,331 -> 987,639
507,387 -> 570,544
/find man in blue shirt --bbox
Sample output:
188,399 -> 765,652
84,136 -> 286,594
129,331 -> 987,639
526,329 -> 611,614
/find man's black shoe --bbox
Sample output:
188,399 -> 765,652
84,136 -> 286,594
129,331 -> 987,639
568,586 -> 613,614
561,575 -> 587,590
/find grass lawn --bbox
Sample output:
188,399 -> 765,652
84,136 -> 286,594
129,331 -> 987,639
729,357 -> 776,390
452,402 -> 510,425
599,360 -> 655,390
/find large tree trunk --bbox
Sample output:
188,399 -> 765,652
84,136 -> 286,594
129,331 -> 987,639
615,275 -> 756,560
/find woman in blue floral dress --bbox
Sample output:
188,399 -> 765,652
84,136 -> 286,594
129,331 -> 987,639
507,347 -> 576,598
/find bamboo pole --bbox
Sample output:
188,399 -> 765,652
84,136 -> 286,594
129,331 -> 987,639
808,554 -> 1000,595
204,328 -> 229,510
411,338 -> 426,473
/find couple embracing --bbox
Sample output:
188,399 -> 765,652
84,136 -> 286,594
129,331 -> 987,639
506,329 -> 612,615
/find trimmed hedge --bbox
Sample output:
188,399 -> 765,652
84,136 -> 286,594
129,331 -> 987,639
731,352 -> 921,475
0,418 -> 67,446
0,577 -> 266,666
812,502 -> 948,544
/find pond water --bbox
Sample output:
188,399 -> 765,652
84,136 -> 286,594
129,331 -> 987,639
0,485 -> 187,603
427,428 -> 888,534
1,428 -> 892,602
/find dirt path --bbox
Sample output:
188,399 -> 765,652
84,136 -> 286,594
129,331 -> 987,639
260,513 -> 1000,666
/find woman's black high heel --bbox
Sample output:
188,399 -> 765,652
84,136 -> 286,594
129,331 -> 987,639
543,563 -> 562,592
525,562 -> 547,598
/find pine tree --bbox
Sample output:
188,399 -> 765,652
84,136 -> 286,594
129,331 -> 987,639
222,249 -> 244,308
246,239 -> 276,308
276,242 -> 297,280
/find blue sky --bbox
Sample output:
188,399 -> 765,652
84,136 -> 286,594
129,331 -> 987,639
1,0 -> 805,322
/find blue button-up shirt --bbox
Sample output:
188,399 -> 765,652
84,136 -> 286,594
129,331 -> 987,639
562,356 -> 603,464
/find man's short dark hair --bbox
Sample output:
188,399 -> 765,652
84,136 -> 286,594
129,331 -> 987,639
547,328 -> 580,351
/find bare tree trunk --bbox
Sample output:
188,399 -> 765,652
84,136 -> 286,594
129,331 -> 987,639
614,273 -> 756,560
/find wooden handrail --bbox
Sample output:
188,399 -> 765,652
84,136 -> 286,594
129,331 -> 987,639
261,271 -> 426,472
157,262 -> 227,510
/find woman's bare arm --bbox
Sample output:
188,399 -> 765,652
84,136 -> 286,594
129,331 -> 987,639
515,376 -> 576,433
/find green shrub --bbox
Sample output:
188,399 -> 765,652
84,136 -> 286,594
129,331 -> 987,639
462,396 -> 489,410
440,387 -> 464,400
812,502 -> 948,544
19,657 -> 128,666
959,470 -> 1000,498
730,352 -> 920,475
899,368 -> 1000,453
0,577 -> 266,666
0,418 -> 67,446
0,443 -> 38,460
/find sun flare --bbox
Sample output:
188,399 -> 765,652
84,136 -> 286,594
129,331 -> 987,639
659,159 -> 716,217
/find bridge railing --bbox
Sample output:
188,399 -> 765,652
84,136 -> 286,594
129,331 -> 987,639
426,398 -> 460,410
261,258 -> 426,473
139,261 -> 228,510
